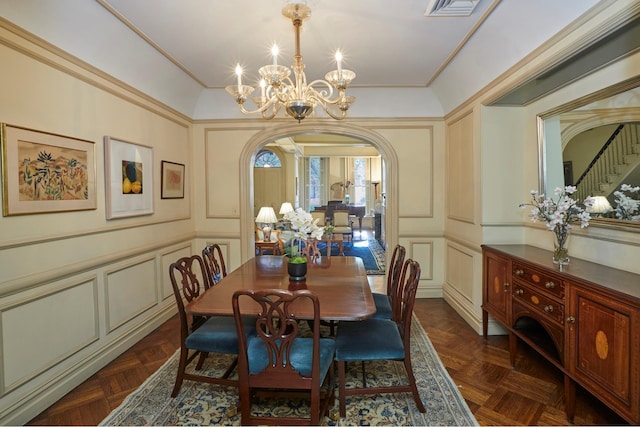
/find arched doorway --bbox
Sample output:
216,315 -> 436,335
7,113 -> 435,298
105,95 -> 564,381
239,122 -> 399,262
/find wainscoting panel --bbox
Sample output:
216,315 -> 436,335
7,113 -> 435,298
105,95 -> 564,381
0,276 -> 99,395
445,244 -> 474,302
104,255 -> 158,333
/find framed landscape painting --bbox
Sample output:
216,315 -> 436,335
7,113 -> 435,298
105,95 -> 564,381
161,160 -> 185,199
1,123 -> 97,216
104,136 -> 154,219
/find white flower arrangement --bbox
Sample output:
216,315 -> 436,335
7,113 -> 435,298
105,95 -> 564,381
283,208 -> 324,261
613,184 -> 640,221
519,186 -> 594,231
519,186 -> 595,264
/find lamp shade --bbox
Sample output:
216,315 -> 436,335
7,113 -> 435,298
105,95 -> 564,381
587,196 -> 612,214
279,202 -> 294,215
255,206 -> 278,224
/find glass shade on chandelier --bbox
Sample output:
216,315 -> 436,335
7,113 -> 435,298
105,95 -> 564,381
255,206 -> 278,241
225,3 -> 356,122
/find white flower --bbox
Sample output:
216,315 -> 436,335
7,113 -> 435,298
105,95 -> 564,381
519,186 -> 592,231
613,185 -> 640,221
283,208 -> 325,256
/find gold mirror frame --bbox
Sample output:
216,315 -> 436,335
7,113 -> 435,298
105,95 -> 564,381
537,75 -> 640,230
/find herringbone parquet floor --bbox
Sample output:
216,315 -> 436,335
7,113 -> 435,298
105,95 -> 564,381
28,275 -> 625,426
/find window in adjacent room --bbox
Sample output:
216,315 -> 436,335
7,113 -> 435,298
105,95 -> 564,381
254,149 -> 282,167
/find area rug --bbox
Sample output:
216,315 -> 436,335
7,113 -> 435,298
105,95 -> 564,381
100,316 -> 478,426
316,238 -> 386,275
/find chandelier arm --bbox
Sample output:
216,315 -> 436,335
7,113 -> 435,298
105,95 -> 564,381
238,96 -> 280,117
314,99 -> 348,120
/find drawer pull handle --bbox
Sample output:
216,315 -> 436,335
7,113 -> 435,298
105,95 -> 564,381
503,282 -> 510,291
514,288 -> 524,296
544,305 -> 554,313
515,269 -> 524,276
545,281 -> 555,289
566,316 -> 575,323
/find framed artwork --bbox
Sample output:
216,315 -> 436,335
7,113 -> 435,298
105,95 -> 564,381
104,136 -> 153,219
161,160 -> 185,199
1,123 -> 97,216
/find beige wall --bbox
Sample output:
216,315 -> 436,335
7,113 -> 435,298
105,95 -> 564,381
0,24 -> 194,424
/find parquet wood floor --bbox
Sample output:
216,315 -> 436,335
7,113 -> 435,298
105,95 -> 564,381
28,276 -> 626,426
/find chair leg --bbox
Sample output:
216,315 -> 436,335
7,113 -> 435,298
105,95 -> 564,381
222,356 -> 238,379
195,351 -> 208,370
338,360 -> 347,417
171,348 -> 189,397
404,357 -> 426,413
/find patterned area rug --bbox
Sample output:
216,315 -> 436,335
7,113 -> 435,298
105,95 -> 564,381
317,238 -> 386,275
100,316 -> 478,426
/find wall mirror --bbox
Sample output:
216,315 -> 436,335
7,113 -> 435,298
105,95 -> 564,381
538,76 -> 640,228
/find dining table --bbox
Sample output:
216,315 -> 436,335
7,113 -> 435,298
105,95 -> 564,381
186,255 -> 375,321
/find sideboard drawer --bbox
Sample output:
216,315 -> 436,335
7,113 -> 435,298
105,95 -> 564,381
512,281 -> 565,325
512,262 -> 565,299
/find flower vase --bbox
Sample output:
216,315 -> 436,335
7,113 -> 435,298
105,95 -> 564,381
552,225 -> 570,266
287,260 -> 307,281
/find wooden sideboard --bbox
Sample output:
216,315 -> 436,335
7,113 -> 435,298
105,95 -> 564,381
482,244 -> 640,424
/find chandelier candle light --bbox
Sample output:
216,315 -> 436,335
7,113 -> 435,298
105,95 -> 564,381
225,3 -> 356,122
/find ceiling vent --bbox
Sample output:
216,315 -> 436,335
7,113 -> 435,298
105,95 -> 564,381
425,0 -> 480,17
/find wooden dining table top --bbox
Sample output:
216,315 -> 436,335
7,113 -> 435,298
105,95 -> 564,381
186,255 -> 376,321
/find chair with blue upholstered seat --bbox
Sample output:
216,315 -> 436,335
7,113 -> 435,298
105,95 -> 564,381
372,244 -> 406,320
232,289 -> 336,425
169,254 -> 253,397
334,258 -> 426,417
202,243 -> 227,287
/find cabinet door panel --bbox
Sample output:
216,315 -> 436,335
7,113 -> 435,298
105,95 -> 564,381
483,251 -> 509,323
569,285 -> 639,419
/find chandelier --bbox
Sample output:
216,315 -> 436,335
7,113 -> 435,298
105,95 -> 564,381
225,3 -> 356,122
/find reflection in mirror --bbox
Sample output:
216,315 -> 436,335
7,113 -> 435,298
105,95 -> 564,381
540,78 -> 640,227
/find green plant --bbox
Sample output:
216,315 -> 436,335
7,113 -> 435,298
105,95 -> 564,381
288,256 -> 307,264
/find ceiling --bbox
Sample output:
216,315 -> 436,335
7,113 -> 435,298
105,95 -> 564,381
96,0 -> 600,88
0,0 -> 610,118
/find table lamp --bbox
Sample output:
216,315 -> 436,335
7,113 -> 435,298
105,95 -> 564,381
255,206 -> 278,241
587,195 -> 612,217
279,202 -> 294,216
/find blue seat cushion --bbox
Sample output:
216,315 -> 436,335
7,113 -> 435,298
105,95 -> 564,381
186,315 -> 254,354
372,292 -> 392,319
335,318 -> 404,362
247,337 -> 335,382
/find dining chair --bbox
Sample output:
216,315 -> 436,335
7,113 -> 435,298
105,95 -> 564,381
169,254 -> 253,397
372,244 -> 406,320
202,243 -> 227,287
334,258 -> 426,417
232,288 -> 336,425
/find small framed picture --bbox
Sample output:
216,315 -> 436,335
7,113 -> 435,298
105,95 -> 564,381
161,160 -> 185,199
104,136 -> 153,219
1,123 -> 97,216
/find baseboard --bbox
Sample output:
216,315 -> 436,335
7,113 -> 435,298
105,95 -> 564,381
1,304 -> 177,426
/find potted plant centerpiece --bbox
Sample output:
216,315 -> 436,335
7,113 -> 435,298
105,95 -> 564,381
283,208 -> 324,280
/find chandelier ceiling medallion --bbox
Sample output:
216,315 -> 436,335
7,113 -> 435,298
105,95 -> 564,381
225,3 -> 356,122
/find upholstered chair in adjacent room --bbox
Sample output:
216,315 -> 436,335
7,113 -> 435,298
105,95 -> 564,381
169,255 -> 254,397
332,211 -> 353,241
232,289 -> 336,425
372,244 -> 406,320
334,259 -> 426,417
202,243 -> 227,287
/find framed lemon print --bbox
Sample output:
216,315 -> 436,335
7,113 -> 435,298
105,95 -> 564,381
104,136 -> 153,219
